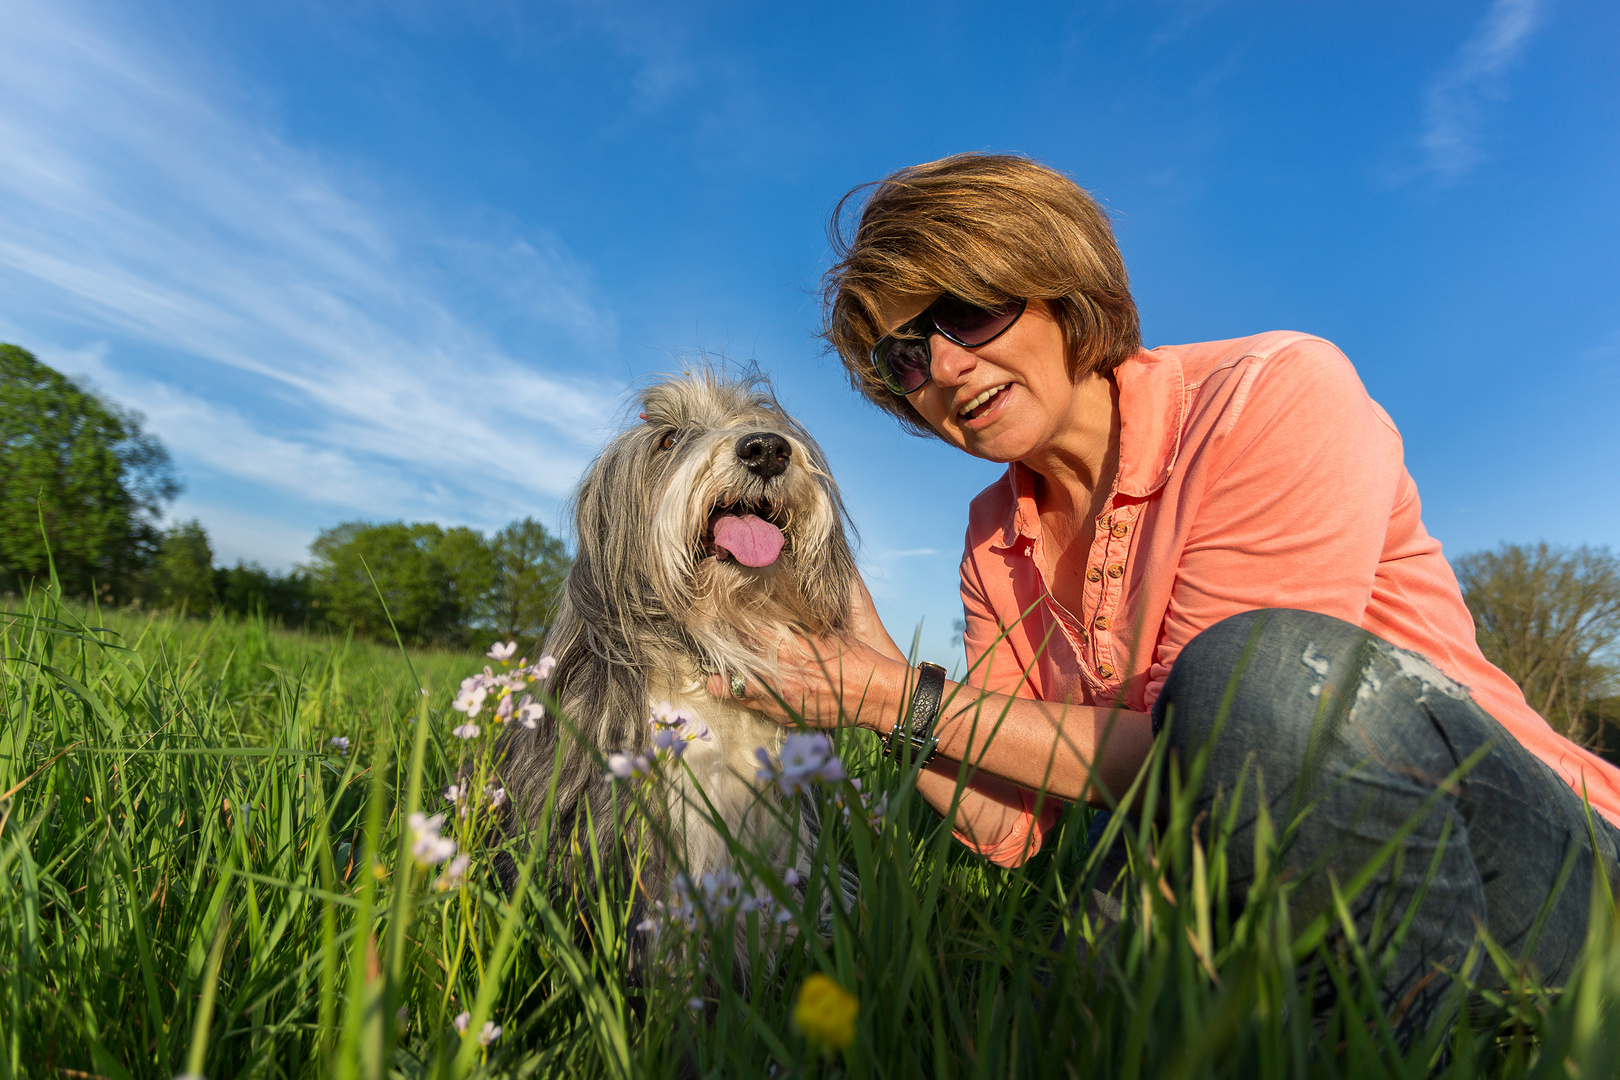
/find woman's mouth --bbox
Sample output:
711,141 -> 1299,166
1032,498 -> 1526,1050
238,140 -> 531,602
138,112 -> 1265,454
958,383 -> 1010,422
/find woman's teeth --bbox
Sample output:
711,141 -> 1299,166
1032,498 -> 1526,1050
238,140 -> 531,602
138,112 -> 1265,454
959,384 -> 1009,418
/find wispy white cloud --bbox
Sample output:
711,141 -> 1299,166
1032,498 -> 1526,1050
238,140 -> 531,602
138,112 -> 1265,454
1420,0 -> 1542,180
0,0 -> 628,564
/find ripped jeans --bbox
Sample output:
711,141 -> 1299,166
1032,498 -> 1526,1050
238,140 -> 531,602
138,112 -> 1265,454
1120,608 -> 1620,1035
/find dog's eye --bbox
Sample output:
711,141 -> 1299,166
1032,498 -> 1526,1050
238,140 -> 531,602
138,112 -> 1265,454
660,432 -> 679,451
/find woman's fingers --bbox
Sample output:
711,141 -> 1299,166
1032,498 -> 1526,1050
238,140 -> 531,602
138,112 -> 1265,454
847,574 -> 907,663
700,629 -> 908,732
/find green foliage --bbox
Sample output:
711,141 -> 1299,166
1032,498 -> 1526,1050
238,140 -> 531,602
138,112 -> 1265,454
0,343 -> 180,598
148,518 -> 216,611
213,560 -> 318,627
5,588 -> 1620,1078
306,521 -> 486,647
484,517 -> 569,644
1456,542 -> 1620,744
305,518 -> 568,649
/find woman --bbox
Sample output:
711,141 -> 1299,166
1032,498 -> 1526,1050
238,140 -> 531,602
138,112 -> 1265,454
709,153 -> 1620,1029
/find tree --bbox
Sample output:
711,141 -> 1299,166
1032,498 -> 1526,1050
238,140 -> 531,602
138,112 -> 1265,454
214,561 -> 315,627
1455,542 -> 1620,745
485,517 -> 570,646
148,519 -> 215,611
306,521 -> 494,646
0,344 -> 181,597
435,525 -> 498,633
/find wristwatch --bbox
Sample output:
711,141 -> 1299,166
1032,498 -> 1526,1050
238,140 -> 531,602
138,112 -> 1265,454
884,662 -> 947,767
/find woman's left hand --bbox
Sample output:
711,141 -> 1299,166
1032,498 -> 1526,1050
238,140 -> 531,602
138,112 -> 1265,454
704,574 -> 912,731
707,631 -> 909,731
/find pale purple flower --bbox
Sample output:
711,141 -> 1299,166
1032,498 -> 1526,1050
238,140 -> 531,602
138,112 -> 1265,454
452,723 -> 482,740
453,1010 -> 471,1034
835,776 -> 889,827
487,640 -> 518,661
453,681 -> 489,717
443,783 -> 464,805
607,752 -> 651,780
408,812 -> 456,867
328,736 -> 350,755
687,996 -> 704,1011
533,654 -> 557,679
516,695 -> 544,729
485,785 -> 507,810
435,853 -> 472,891
784,868 -> 801,887
756,734 -> 847,796
495,693 -> 515,722
650,702 -> 710,758
479,1021 -> 502,1046
650,726 -> 687,759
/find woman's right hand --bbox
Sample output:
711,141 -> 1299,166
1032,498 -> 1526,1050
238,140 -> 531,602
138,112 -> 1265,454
844,574 -> 910,666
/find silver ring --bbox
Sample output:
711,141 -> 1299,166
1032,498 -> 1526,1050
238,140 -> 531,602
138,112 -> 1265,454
730,674 -> 748,700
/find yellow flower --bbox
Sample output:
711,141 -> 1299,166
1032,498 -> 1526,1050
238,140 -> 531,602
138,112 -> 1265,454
793,973 -> 858,1053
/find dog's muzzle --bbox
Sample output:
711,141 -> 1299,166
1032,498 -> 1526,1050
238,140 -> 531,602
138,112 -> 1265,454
736,431 -> 791,479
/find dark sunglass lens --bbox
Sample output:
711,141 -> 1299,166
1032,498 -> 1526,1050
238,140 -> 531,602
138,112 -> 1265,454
933,296 -> 1021,345
882,337 -> 932,393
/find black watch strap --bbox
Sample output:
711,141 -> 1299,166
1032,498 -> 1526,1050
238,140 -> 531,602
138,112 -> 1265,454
886,662 -> 947,766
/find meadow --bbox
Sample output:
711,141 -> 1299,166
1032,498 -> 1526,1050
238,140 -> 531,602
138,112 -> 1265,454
4,586 -> 1620,1079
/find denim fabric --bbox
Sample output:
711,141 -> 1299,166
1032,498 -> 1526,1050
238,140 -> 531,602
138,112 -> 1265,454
1149,608 -> 1620,1035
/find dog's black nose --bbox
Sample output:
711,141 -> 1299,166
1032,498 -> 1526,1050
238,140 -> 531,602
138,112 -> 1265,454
736,431 -> 792,478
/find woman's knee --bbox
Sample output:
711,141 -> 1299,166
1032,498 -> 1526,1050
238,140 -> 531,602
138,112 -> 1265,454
1154,608 -> 1384,783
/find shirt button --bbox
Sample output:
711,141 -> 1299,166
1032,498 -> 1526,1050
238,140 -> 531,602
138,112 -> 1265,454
1107,564 -> 1124,579
1111,522 -> 1129,539
1094,615 -> 1110,630
1098,663 -> 1115,679
1086,567 -> 1102,583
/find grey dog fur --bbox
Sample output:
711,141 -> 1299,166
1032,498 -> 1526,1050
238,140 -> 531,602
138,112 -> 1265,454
495,370 -> 858,930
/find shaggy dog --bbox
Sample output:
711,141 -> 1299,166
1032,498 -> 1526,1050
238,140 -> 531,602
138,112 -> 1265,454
497,371 -> 857,929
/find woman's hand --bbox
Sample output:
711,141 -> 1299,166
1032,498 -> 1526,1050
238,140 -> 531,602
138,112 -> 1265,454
705,574 -> 911,731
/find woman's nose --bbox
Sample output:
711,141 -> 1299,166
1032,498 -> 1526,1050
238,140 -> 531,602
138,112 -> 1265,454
929,334 -> 977,385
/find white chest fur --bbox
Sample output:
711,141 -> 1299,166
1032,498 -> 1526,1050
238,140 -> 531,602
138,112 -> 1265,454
645,670 -> 799,882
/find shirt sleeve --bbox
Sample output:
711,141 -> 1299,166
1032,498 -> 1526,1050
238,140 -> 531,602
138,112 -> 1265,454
959,528 -> 1040,698
954,529 -> 1060,867
1145,339 -> 1406,704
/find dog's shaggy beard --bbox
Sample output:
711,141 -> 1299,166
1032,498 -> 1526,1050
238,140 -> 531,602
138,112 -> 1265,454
497,371 -> 857,957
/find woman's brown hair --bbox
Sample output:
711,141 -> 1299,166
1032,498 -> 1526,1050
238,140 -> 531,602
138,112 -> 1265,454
821,153 -> 1140,437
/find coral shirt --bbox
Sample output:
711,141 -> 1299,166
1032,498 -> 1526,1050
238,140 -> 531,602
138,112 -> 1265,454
958,332 -> 1620,866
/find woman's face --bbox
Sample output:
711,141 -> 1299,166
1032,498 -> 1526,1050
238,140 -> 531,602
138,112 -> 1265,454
880,296 -> 1081,464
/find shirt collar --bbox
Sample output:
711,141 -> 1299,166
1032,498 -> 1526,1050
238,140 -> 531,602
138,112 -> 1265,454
995,348 -> 1185,549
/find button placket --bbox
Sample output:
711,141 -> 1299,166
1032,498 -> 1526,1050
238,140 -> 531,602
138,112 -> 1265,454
1090,503 -> 1140,687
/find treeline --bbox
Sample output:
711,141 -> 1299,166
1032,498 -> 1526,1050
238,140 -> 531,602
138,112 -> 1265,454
145,517 -> 570,648
2,342 -> 568,648
3,340 -> 1615,733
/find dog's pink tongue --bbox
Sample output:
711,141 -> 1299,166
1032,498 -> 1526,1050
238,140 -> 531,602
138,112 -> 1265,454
712,514 -> 784,568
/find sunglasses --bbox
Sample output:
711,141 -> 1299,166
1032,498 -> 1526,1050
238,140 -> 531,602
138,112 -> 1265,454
870,295 -> 1028,396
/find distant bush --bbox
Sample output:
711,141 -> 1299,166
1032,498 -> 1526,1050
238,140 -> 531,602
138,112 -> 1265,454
213,559 -> 317,627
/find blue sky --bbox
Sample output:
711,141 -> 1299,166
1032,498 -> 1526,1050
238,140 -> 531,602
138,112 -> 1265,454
2,0 -> 1616,664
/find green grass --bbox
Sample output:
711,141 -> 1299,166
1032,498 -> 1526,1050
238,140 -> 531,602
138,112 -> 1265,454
4,585 -> 1620,1078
